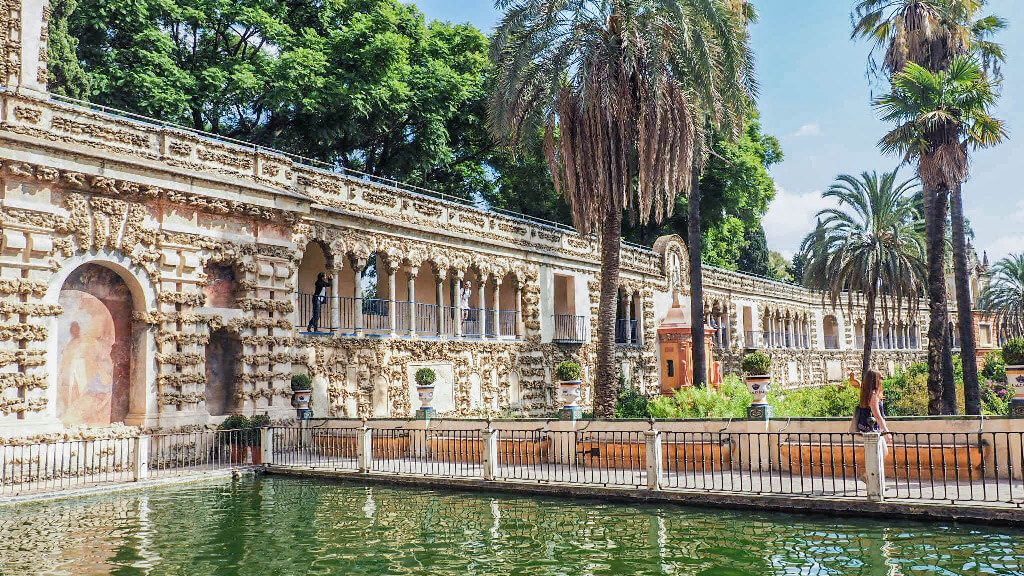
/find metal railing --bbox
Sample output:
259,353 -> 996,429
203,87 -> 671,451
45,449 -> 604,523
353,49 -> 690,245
0,436 -> 135,496
744,330 -> 759,348
0,429 -> 259,497
824,335 -> 840,350
296,292 -> 334,332
148,429 -> 259,478
462,308 -> 484,338
553,314 -> 589,343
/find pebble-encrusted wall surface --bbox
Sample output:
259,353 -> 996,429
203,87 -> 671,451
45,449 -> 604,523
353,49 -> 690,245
0,88 -> 934,440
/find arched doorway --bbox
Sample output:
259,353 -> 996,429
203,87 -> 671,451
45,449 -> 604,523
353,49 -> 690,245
56,263 -> 136,426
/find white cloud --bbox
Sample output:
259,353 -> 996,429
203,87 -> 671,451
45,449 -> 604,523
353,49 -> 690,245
985,235 -> 1024,262
791,123 -> 821,138
1010,200 -> 1024,224
763,186 -> 837,257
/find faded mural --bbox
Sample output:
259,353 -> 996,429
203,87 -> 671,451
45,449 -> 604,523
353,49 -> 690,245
57,264 -> 134,426
203,263 -> 237,308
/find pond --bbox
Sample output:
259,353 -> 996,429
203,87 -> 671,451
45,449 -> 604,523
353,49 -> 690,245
0,476 -> 1022,575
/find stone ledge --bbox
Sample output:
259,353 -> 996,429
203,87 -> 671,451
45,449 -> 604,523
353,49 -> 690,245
264,466 -> 1024,527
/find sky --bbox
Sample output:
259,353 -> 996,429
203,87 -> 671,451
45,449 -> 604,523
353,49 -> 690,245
415,0 -> 1024,262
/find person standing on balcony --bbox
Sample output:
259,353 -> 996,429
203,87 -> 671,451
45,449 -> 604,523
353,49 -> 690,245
851,369 -> 891,459
307,272 -> 332,333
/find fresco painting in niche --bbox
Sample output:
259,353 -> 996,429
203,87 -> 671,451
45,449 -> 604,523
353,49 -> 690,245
57,264 -> 134,426
204,263 -> 237,308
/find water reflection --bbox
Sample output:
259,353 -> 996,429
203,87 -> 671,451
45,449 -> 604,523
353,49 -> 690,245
0,477 -> 1021,575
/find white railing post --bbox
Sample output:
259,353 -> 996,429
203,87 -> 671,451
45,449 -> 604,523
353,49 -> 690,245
863,432 -> 886,502
645,422 -> 662,491
134,435 -> 150,481
357,421 -> 372,473
261,427 -> 274,465
482,422 -> 499,481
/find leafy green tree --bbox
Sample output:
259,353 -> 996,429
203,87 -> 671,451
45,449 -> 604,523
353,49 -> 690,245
736,225 -> 772,277
767,251 -> 794,283
49,0 -> 494,200
799,170 -> 927,381
489,0 -> 755,412
622,113 -> 783,272
46,0 -> 89,98
979,254 -> 1024,340
876,57 -> 1006,415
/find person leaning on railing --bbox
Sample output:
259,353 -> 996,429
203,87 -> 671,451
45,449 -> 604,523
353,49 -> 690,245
307,272 -> 332,333
851,369 -> 892,460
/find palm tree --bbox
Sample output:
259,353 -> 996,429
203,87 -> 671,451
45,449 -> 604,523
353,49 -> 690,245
852,0 -> 1006,415
875,56 -> 1006,414
799,171 -> 926,382
979,254 -> 1024,341
488,0 -> 755,414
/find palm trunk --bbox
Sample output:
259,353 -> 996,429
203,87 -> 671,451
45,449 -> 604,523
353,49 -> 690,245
593,206 -> 623,418
951,183 -> 980,414
862,291 -> 877,383
689,167 -> 706,388
924,184 -> 956,414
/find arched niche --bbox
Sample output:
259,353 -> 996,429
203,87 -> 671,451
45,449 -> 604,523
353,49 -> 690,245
203,260 -> 242,309
205,327 -> 241,416
54,263 -> 143,426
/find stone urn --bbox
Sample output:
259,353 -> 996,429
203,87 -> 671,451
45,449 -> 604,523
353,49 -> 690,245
745,374 -> 771,405
415,368 -> 437,419
291,374 -> 314,419
555,361 -> 583,420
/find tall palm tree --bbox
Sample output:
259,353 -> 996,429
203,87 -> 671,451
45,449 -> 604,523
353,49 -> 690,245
799,171 -> 926,382
875,56 -> 1006,414
489,0 -> 755,414
979,254 -> 1024,341
852,0 -> 1006,415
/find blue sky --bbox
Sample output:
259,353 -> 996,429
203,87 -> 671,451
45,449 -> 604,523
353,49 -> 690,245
415,1 -> 1023,261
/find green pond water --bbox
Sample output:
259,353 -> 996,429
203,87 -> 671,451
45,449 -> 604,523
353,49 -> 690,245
1,477 -> 1022,576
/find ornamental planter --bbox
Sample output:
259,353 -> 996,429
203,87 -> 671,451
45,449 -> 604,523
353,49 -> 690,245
1007,365 -> 1024,418
415,384 -> 436,419
292,388 -> 313,419
745,374 -> 773,420
559,380 -> 583,420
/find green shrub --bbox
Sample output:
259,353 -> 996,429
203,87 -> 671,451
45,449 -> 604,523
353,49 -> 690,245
219,414 -> 250,431
555,360 -> 582,382
415,367 -> 436,386
290,374 -> 312,392
883,360 -> 966,416
769,384 -> 859,418
981,351 -> 1006,383
1002,338 -> 1024,365
741,352 -> 771,375
648,376 -> 752,419
614,387 -> 651,419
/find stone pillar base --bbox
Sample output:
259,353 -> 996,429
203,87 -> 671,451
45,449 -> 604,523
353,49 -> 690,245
1010,399 -> 1024,419
559,406 -> 583,421
747,404 -> 772,420
415,407 -> 436,420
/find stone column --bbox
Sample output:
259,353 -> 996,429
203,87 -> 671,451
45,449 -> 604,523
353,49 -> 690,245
330,262 -> 343,332
388,266 -> 398,336
478,274 -> 489,339
453,272 -> 464,338
435,272 -> 446,338
17,0 -> 49,93
407,266 -> 418,337
352,261 -> 365,336
514,282 -> 524,339
492,279 -> 501,338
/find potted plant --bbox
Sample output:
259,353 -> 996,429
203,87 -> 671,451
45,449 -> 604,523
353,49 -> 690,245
291,374 -> 313,419
414,367 -> 437,419
556,360 -> 583,419
219,414 -> 251,463
741,351 -> 772,407
1002,339 -> 1024,418
248,414 -> 271,465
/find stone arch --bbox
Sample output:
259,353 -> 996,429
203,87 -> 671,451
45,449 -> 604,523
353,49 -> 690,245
45,252 -> 157,427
